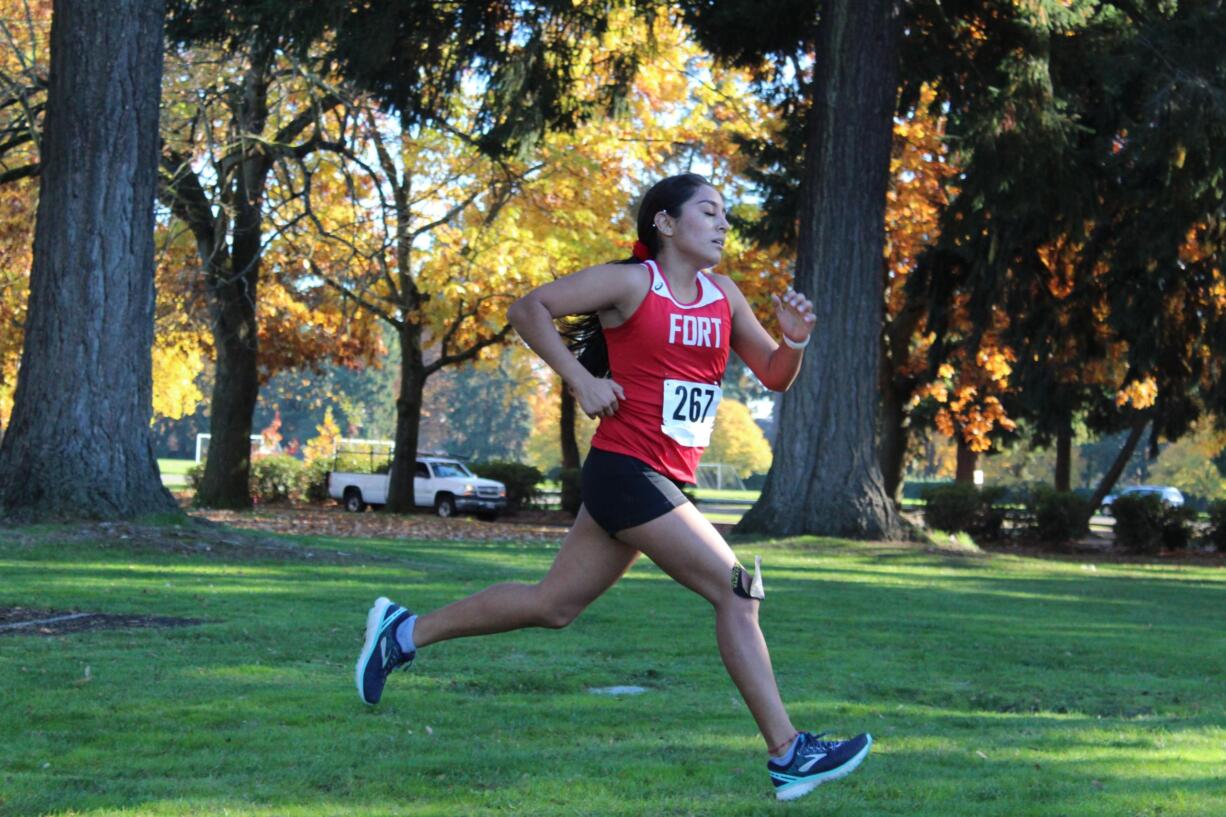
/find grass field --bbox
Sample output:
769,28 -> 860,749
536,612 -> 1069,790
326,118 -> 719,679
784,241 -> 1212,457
156,459 -> 196,476
1,521 -> 1223,816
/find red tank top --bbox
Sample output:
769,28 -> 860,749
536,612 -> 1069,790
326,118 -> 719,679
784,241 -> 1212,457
591,260 -> 732,483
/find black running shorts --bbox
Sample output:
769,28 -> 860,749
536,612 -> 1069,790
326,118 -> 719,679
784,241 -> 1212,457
581,447 -> 691,536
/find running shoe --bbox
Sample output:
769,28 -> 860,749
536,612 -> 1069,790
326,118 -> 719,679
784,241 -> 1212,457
355,596 -> 415,705
767,731 -> 872,801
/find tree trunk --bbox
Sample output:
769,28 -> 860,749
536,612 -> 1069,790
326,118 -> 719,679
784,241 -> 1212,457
955,438 -> 978,484
1054,419 -> 1072,492
1084,414 -> 1148,523
559,385 -> 581,514
194,50 -> 272,509
386,322 -> 427,513
737,0 -> 903,539
0,0 -> 176,521
878,375 -> 911,505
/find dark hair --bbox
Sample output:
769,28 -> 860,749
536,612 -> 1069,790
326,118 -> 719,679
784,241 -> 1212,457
561,173 -> 714,377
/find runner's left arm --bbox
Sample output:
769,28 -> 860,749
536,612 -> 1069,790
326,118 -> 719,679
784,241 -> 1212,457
715,275 -> 815,392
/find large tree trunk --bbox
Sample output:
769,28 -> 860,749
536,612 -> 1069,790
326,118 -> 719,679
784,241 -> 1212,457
955,438 -> 978,484
194,51 -> 271,509
1054,420 -> 1073,492
879,386 -> 910,505
737,0 -> 903,539
0,0 -> 176,521
196,289 -> 260,508
559,386 -> 581,514
386,322 -> 426,513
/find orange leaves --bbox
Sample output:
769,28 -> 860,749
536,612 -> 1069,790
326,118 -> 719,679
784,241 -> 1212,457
915,339 -> 1019,452
1115,376 -> 1158,410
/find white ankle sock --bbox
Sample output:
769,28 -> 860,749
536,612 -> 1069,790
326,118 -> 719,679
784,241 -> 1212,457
395,614 -> 418,654
772,734 -> 801,764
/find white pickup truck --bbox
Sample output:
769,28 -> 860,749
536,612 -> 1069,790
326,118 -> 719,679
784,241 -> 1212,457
327,456 -> 507,519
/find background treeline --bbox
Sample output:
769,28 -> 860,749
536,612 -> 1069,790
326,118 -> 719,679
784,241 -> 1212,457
0,0 -> 1223,534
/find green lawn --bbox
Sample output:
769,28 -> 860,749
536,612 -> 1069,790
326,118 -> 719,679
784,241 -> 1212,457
156,459 -> 196,476
1,523 -> 1223,816
692,488 -> 759,502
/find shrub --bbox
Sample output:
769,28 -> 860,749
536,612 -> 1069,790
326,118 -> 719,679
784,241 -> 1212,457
1111,493 -> 1195,553
921,483 -> 1007,539
1160,505 -> 1198,550
471,461 -> 542,512
301,458 -> 333,503
250,455 -> 304,504
1207,500 -> 1226,551
1028,487 -> 1090,545
184,462 -> 205,493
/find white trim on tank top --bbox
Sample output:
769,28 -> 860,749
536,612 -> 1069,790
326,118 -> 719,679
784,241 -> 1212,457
643,259 -> 725,310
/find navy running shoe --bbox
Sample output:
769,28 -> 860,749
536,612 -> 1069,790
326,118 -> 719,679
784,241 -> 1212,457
767,731 -> 872,801
355,596 -> 415,705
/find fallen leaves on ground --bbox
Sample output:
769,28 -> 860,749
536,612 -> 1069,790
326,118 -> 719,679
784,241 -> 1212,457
192,504 -> 575,544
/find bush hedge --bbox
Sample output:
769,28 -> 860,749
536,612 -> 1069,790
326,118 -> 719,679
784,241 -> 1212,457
249,455 -> 303,503
921,483 -> 1006,539
1208,500 -> 1226,551
472,461 -> 542,512
186,456 -> 330,504
1028,487 -> 1090,545
1110,493 -> 1196,553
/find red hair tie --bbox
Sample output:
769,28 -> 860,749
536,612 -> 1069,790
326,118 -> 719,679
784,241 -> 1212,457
632,240 -> 652,261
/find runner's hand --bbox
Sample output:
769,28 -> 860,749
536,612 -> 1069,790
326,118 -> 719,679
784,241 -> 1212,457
571,377 -> 625,418
771,287 -> 816,345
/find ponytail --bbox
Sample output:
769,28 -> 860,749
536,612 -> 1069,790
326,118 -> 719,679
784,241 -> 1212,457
563,172 -> 713,378
559,257 -> 640,378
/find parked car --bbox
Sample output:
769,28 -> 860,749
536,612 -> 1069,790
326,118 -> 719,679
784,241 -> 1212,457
1100,484 -> 1185,515
328,456 -> 507,519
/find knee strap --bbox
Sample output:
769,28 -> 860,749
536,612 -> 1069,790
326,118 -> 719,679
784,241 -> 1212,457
731,555 -> 765,600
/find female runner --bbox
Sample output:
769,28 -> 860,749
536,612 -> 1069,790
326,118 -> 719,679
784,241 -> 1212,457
355,173 -> 871,801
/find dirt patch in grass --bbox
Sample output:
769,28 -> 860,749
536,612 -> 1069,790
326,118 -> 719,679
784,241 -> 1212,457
0,606 -> 203,637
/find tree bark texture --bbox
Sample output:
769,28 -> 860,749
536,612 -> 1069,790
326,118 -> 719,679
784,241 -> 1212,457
386,322 -> 426,513
0,0 -> 176,521
737,0 -> 903,539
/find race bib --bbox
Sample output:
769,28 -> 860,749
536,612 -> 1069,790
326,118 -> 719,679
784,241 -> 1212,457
661,379 -> 722,448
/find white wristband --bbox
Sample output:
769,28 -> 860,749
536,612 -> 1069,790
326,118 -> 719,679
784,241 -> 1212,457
781,333 -> 810,350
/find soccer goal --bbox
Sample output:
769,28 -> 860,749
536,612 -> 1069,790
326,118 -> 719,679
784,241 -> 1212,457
194,434 -> 273,464
695,462 -> 745,491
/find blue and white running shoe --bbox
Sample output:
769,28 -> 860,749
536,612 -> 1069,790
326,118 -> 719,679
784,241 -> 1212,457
767,731 -> 872,801
355,596 -> 415,705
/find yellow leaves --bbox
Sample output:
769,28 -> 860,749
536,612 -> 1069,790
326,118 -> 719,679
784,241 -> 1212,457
706,399 -> 772,478
1115,376 -> 1158,410
151,333 -> 205,421
302,406 -> 342,463
937,363 -> 955,379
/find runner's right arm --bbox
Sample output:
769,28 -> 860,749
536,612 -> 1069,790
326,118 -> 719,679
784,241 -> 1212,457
508,264 -> 642,418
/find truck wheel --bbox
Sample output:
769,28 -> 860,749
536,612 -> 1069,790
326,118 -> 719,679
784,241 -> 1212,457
343,488 -> 366,513
434,493 -> 456,518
